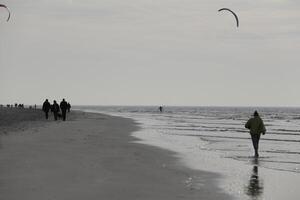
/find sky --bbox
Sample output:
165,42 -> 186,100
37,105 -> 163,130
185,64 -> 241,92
1,0 -> 300,106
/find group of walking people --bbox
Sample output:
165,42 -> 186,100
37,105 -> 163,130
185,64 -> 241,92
42,99 -> 71,121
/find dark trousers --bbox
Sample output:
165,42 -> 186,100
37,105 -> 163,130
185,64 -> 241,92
45,111 -> 49,119
62,109 -> 67,121
53,112 -> 58,120
251,134 -> 261,155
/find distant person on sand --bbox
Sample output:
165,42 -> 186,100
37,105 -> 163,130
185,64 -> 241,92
159,106 -> 163,112
245,111 -> 266,157
60,99 -> 68,121
67,102 -> 71,113
51,100 -> 60,121
42,99 -> 51,119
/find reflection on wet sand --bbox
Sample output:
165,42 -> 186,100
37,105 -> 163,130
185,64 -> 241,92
245,158 -> 264,199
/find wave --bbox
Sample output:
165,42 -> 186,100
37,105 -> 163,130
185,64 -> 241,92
167,133 -> 300,143
161,127 -> 300,137
264,150 -> 300,155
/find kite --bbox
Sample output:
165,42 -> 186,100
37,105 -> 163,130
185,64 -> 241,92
218,8 -> 239,27
0,4 -> 10,21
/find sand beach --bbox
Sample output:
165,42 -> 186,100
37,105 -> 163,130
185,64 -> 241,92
0,108 -> 231,200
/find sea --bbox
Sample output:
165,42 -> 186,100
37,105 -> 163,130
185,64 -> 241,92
76,106 -> 300,199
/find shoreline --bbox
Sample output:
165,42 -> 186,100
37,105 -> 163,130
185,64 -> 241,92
79,108 -> 300,200
0,109 -> 232,200
126,114 -> 300,200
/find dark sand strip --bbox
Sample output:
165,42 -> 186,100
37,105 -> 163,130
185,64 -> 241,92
0,110 -> 232,200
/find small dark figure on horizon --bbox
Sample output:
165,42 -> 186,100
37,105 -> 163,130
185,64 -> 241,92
245,111 -> 266,157
67,102 -> 71,113
159,106 -> 163,112
42,99 -> 51,119
51,100 -> 60,121
60,99 -> 68,121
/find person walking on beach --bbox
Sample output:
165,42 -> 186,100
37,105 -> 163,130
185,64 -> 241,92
245,111 -> 266,157
60,99 -> 68,121
51,100 -> 60,121
42,99 -> 51,119
159,106 -> 163,112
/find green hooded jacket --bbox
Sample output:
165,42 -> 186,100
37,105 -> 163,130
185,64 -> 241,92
245,116 -> 266,135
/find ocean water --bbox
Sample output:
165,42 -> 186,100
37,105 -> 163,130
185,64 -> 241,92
77,106 -> 300,173
76,106 -> 300,199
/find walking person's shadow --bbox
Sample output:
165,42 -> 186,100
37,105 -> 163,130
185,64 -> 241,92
245,158 -> 264,199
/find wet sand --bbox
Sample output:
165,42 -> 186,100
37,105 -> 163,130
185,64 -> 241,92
0,109 -> 231,200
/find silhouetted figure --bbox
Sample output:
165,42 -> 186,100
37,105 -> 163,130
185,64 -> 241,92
245,158 -> 264,198
159,106 -> 163,112
60,99 -> 68,121
42,99 -> 51,119
51,100 -> 60,121
245,111 -> 266,157
67,102 -> 71,113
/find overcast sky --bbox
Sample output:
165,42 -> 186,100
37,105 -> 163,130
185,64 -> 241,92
1,0 -> 300,106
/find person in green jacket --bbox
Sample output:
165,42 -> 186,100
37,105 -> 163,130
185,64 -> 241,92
245,111 -> 266,157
